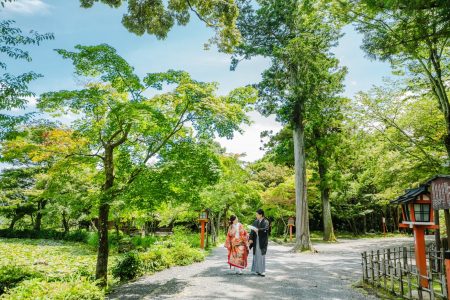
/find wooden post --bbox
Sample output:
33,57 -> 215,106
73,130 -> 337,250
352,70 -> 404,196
445,251 -> 450,300
435,210 -> 441,251
383,250 -> 387,289
377,249 -> 381,284
362,252 -> 368,282
205,220 -> 209,249
444,209 -> 450,248
371,250 -> 375,285
403,246 -> 408,274
441,249 -> 447,298
428,250 -> 435,300
200,220 -> 206,249
399,259 -> 404,297
414,226 -> 429,288
388,248 -> 395,293
407,264 -> 412,299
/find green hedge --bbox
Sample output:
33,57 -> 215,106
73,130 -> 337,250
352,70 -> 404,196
0,278 -> 104,300
0,229 -> 93,243
112,240 -> 205,281
112,251 -> 143,282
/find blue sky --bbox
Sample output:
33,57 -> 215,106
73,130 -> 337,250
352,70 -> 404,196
1,0 -> 393,161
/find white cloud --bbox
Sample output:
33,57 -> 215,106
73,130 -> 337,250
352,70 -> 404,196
215,111 -> 282,162
2,0 -> 51,15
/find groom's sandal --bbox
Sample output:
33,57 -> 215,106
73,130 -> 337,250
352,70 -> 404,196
258,273 -> 266,277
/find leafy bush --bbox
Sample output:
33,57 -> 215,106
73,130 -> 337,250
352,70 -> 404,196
170,242 -> 204,266
112,251 -> 144,281
64,230 -> 92,243
170,226 -> 202,248
86,232 -> 118,249
140,246 -> 174,273
0,229 -> 94,244
86,232 -> 99,249
130,235 -> 157,250
0,278 -> 103,300
0,265 -> 40,294
139,240 -> 204,273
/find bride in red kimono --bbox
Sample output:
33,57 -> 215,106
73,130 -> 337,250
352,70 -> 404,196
224,215 -> 249,274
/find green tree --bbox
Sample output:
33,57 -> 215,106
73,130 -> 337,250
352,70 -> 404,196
0,123 -> 72,230
200,154 -> 261,244
38,44 -> 256,284
0,168 -> 38,229
79,0 -> 241,53
0,17 -> 53,139
233,0 -> 345,251
307,97 -> 349,241
342,0 -> 450,163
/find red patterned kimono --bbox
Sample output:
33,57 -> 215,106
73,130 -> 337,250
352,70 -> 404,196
225,223 -> 249,269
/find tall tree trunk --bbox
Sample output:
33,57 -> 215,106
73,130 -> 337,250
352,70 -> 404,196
222,206 -> 229,236
216,211 -> 222,242
292,121 -> 313,252
33,200 -> 47,231
210,213 -> 217,245
96,146 -> 114,286
62,211 -> 70,233
315,141 -> 336,242
9,213 -> 23,230
363,214 -> 367,234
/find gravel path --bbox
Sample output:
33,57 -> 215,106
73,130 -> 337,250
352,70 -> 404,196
108,237 -> 416,300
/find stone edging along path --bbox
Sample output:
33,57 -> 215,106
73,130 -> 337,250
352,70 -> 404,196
108,237 -> 415,300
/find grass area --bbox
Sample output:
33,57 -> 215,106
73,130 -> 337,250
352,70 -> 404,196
353,280 -> 402,300
357,274 -> 447,300
0,238 -> 115,281
0,238 -> 109,299
0,228 -> 209,298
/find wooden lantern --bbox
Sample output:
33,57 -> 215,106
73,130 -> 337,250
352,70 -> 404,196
392,184 -> 438,288
197,210 -> 209,249
287,217 -> 295,241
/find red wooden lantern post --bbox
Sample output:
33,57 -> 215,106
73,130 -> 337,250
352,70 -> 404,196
198,210 -> 209,249
288,217 -> 295,242
394,186 -> 438,289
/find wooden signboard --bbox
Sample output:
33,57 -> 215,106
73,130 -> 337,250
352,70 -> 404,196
288,217 -> 295,226
431,177 -> 450,210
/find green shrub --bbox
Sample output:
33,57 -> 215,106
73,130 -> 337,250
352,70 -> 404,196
130,236 -> 157,250
112,251 -> 144,281
86,233 -> 99,249
170,242 -> 204,266
140,246 -> 174,273
64,230 -> 91,243
117,236 -> 136,253
0,229 -> 93,244
0,265 -> 40,294
0,278 -> 104,300
170,226 -> 201,248
86,232 -> 117,249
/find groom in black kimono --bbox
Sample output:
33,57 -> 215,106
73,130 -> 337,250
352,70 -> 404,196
249,208 -> 269,276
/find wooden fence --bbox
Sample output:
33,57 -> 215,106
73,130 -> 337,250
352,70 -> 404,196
361,245 -> 447,299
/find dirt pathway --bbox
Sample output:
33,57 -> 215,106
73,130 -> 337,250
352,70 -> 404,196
108,237 -> 416,300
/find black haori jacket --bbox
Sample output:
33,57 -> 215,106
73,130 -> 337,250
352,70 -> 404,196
249,218 -> 270,255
